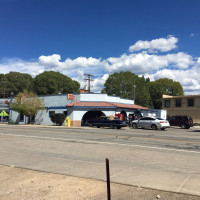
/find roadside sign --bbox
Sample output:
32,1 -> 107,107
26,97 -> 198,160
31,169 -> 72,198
0,110 -> 9,117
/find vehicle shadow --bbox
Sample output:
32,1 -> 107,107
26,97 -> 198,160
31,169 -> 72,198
189,130 -> 200,132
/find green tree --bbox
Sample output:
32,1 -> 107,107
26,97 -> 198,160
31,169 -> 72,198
148,78 -> 184,109
0,74 -> 8,98
102,71 -> 151,107
33,71 -> 80,95
11,90 -> 45,124
0,72 -> 33,97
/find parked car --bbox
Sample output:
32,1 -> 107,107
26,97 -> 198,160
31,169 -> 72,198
168,116 -> 193,129
88,116 -> 127,129
131,117 -> 170,130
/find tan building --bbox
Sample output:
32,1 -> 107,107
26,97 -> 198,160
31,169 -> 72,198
162,95 -> 200,124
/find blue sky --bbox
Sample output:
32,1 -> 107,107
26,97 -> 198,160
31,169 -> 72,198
0,0 -> 200,94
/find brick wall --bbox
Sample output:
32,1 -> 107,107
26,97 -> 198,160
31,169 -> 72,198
70,120 -> 81,127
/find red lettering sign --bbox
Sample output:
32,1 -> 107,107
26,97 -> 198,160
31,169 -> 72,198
68,94 -> 74,100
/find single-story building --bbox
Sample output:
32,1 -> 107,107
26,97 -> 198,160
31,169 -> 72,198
1,93 -> 149,126
67,93 -> 149,126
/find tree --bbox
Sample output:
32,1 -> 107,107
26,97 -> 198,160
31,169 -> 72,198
102,71 -> 151,107
33,71 -> 80,95
0,72 -> 33,97
0,74 -> 8,98
11,90 -> 45,124
148,78 -> 184,109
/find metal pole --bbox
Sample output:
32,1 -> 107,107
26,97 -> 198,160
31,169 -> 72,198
134,85 -> 136,103
106,158 -> 111,200
10,92 -> 13,123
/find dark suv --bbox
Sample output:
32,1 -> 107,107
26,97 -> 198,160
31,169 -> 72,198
168,116 -> 193,129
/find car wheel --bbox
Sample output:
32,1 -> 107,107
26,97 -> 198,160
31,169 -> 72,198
117,127 -> 121,129
97,126 -> 100,128
161,128 -> 165,130
151,124 -> 157,130
181,124 -> 186,129
132,123 -> 137,129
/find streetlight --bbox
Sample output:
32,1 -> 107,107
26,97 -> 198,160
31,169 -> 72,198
9,92 -> 14,123
133,85 -> 136,104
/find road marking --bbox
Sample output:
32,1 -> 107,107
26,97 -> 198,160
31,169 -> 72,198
2,127 -> 200,144
176,175 -> 190,192
1,132 -> 200,154
109,167 -> 135,180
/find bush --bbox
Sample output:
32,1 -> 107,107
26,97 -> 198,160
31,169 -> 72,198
8,120 -> 15,124
50,113 -> 66,126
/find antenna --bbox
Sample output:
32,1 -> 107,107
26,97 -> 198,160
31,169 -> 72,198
84,74 -> 94,93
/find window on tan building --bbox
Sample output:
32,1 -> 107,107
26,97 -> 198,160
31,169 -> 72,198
164,100 -> 170,107
175,99 -> 182,107
187,99 -> 194,107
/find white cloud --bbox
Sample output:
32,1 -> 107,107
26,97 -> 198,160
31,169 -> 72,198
106,51 -> 193,74
92,74 -> 109,92
144,57 -> 200,95
190,33 -> 195,38
0,35 -> 200,95
37,54 -> 107,78
129,36 -> 178,53
190,33 -> 198,38
165,52 -> 194,69
38,54 -> 104,70
0,57 -> 43,76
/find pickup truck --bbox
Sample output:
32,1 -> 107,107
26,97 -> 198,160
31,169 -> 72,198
87,116 -> 127,129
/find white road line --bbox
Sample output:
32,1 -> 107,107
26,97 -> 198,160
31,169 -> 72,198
109,167 -> 135,180
1,132 -> 200,154
176,175 -> 190,192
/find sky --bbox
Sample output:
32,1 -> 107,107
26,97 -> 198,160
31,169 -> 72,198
0,0 -> 200,94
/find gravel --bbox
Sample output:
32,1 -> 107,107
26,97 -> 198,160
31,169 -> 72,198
0,165 -> 199,200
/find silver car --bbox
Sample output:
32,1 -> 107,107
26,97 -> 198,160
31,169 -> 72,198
132,117 -> 170,130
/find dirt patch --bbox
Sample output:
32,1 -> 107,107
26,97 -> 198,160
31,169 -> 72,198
0,165 -> 199,200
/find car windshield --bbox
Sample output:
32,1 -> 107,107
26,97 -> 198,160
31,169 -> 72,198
185,116 -> 192,120
156,118 -> 164,120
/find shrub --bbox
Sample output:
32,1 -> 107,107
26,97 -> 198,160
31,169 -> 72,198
50,113 -> 66,126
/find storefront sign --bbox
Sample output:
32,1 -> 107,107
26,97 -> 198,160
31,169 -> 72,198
68,94 -> 74,100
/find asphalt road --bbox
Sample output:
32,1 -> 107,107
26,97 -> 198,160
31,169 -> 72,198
0,125 -> 200,196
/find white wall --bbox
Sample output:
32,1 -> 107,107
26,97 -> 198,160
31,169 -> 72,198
80,93 -> 107,102
79,93 -> 134,104
35,108 -> 68,125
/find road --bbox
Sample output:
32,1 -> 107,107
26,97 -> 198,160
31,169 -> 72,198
0,125 -> 200,196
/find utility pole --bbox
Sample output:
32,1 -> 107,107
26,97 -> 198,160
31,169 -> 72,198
133,85 -> 136,103
84,74 -> 94,93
